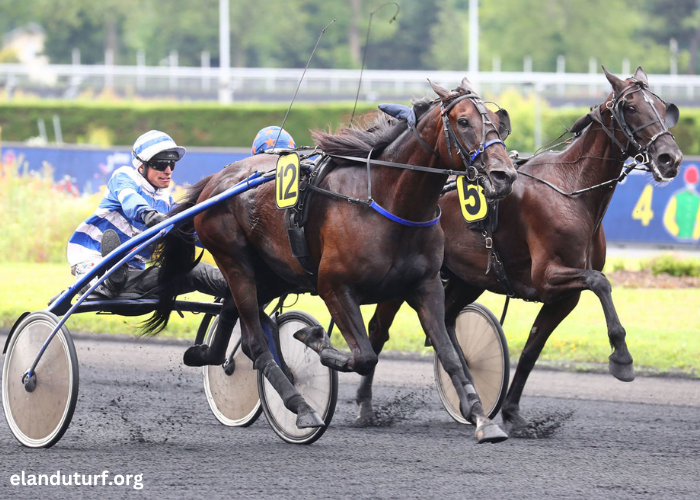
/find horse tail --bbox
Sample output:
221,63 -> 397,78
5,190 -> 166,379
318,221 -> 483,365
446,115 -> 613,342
141,174 -> 214,335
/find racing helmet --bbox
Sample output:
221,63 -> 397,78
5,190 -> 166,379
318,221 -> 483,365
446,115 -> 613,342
132,130 -> 186,168
252,126 -> 295,155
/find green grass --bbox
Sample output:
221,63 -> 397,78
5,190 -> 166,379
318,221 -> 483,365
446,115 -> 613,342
1,263 -> 698,375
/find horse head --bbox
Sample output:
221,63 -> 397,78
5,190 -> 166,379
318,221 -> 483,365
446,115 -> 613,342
602,66 -> 683,182
428,78 -> 517,199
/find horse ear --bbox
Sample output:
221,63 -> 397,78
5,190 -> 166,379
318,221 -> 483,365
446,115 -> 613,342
428,78 -> 451,100
633,66 -> 649,85
665,103 -> 680,128
570,113 -> 593,135
496,109 -> 511,140
459,77 -> 477,94
602,65 -> 624,92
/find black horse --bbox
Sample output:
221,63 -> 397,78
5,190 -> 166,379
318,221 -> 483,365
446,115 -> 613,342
144,78 -> 518,443
359,67 -> 683,433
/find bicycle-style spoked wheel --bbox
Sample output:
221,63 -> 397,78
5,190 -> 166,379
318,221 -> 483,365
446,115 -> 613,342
202,316 -> 262,427
2,311 -> 79,448
258,311 -> 337,444
434,303 -> 510,424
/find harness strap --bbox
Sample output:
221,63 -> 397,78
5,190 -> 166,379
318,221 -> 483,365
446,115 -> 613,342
518,160 -> 638,198
370,202 -> 442,227
469,139 -> 507,165
327,153 -> 466,177
307,183 -> 372,205
408,122 -> 442,160
482,229 -> 515,298
590,106 -> 628,154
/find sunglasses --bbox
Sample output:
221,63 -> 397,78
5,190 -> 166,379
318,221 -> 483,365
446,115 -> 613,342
148,160 -> 176,172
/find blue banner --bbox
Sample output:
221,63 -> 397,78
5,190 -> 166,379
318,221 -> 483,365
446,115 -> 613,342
2,143 -> 699,248
0,143 -> 249,196
604,162 -> 700,247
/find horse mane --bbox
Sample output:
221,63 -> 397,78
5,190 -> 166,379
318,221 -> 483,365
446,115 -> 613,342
312,97 -> 436,165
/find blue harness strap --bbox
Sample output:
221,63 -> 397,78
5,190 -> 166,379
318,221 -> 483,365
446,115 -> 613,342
369,201 -> 442,227
469,139 -> 507,165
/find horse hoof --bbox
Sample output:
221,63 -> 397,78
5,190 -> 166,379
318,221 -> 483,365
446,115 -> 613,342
293,325 -> 329,352
609,358 -> 635,382
296,407 -> 326,429
183,344 -> 221,367
356,402 -> 375,426
501,414 -> 528,435
475,421 -> 509,444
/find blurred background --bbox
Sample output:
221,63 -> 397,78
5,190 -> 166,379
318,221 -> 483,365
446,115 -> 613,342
1,0 -> 699,262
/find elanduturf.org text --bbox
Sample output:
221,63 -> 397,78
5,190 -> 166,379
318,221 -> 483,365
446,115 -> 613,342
10,470 -> 144,490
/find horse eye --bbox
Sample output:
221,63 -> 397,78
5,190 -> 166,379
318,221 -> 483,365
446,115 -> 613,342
627,106 -> 636,113
457,118 -> 470,127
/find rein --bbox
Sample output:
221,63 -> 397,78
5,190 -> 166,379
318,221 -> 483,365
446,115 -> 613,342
518,157 -> 644,197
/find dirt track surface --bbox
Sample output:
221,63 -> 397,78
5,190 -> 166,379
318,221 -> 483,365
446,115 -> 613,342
1,332 -> 699,499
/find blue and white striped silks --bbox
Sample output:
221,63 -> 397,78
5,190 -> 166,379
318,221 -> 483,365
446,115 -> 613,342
67,166 -> 173,270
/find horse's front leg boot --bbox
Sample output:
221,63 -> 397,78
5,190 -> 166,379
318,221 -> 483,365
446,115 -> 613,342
296,402 -> 325,429
183,344 -> 222,367
293,325 -> 330,353
319,348 -> 353,372
456,381 -> 482,423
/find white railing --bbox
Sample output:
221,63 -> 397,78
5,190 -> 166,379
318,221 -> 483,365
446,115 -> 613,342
2,63 -> 700,102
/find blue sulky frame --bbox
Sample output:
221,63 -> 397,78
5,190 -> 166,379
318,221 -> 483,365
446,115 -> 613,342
4,170 -> 275,386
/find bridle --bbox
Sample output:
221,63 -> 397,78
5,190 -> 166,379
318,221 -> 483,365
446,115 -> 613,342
435,93 -> 509,183
519,79 -> 680,196
592,79 -> 679,182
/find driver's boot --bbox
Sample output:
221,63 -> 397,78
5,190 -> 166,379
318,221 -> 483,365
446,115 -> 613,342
98,229 -> 128,296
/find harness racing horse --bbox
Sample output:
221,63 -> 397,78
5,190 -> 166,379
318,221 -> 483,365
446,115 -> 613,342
144,78 -> 518,443
359,67 -> 683,433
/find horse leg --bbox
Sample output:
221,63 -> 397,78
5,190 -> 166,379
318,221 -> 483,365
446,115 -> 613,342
593,273 -> 635,381
407,276 -> 507,443
500,294 -> 580,434
536,265 -> 634,382
183,296 -> 238,367
294,284 -> 378,375
443,275 -> 485,382
212,246 -> 324,428
355,299 -> 403,424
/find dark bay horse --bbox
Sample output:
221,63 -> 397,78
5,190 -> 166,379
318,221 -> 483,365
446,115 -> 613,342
144,78 -> 518,443
360,67 -> 683,433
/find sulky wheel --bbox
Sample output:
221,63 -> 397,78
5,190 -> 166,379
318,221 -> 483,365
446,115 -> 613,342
202,316 -> 262,427
2,311 -> 79,448
258,311 -> 337,445
434,303 -> 510,424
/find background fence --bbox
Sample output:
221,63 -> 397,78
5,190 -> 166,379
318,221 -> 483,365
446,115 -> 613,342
4,63 -> 700,104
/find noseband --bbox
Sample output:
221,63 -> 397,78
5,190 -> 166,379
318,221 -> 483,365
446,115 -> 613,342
438,94 -> 507,182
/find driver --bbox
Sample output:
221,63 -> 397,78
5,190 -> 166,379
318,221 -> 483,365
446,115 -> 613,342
66,130 -> 229,299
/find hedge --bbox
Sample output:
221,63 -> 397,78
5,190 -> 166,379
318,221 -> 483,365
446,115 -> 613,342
0,100 -> 378,150
0,97 -> 698,155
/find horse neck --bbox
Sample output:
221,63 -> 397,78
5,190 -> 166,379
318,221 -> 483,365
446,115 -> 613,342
554,114 -> 628,227
373,123 -> 447,221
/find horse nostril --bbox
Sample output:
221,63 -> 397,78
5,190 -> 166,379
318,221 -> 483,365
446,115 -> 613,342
657,153 -> 672,168
490,171 -> 510,185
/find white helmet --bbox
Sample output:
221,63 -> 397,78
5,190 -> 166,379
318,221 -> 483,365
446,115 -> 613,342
131,130 -> 186,168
